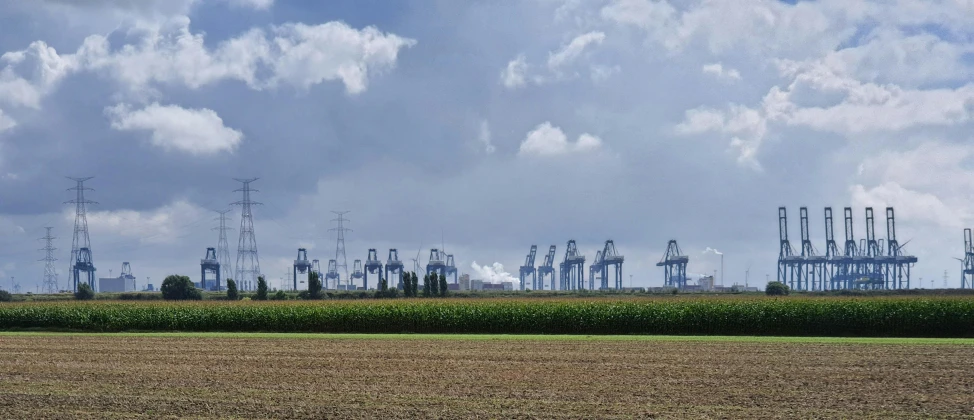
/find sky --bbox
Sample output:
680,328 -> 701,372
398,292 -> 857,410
0,0 -> 973,292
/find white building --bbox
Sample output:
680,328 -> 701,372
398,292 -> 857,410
98,277 -> 131,293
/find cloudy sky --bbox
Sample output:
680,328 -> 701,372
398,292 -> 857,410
0,0 -> 971,292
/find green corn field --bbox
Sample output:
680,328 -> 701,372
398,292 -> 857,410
0,297 -> 972,337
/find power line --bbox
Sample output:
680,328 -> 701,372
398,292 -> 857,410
232,178 -> 261,291
214,209 -> 234,287
65,177 -> 96,292
39,227 -> 58,294
330,211 -> 351,286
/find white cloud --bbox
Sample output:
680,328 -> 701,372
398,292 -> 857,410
0,40 -> 80,109
590,64 -> 620,82
268,22 -> 417,94
222,0 -> 274,10
0,217 -> 25,236
470,261 -> 519,285
600,0 -> 861,57
501,55 -> 528,89
677,58 -> 974,170
675,105 -> 766,170
77,200 -> 207,245
547,31 -> 606,70
36,0 -> 200,23
478,120 -> 495,154
106,103 -> 243,155
856,142 -> 974,193
0,109 -> 15,133
702,62 -> 741,82
575,133 -> 603,152
502,31 -> 607,89
850,182 -> 965,230
600,0 -> 678,34
776,72 -> 974,134
0,17 -> 416,104
518,122 -> 603,157
821,28 -> 974,87
852,141 -> 974,235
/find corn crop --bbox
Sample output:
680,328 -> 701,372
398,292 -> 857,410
0,297 -> 972,337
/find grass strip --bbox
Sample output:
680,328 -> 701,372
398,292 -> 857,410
2,331 -> 973,344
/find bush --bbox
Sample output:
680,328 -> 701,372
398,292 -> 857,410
226,279 -> 239,301
0,290 -> 11,302
766,281 -> 790,296
374,283 -> 400,299
271,290 -> 287,300
74,283 -> 95,300
160,275 -> 202,301
255,276 -> 268,301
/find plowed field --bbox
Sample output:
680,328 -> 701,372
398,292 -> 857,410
1,334 -> 972,418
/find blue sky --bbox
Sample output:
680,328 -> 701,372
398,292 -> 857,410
0,0 -> 973,291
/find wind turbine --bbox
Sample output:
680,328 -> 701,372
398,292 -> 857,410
953,257 -> 965,289
745,262 -> 752,288
411,243 -> 423,276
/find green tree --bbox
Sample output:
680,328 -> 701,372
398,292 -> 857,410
401,272 -> 411,297
0,290 -> 11,302
272,290 -> 287,300
410,272 -> 419,297
423,273 -> 432,297
255,276 -> 269,300
74,283 -> 95,300
226,279 -> 239,300
306,270 -> 322,299
765,281 -> 790,296
161,275 -> 202,300
439,273 -> 448,297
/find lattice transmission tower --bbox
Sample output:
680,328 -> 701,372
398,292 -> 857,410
214,209 -> 234,287
65,177 -> 96,292
232,178 -> 261,291
39,227 -> 58,293
330,211 -> 351,287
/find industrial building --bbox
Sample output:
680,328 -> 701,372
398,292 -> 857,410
98,262 -> 137,293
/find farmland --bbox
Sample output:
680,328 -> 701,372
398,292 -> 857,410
0,333 -> 972,418
2,295 -> 974,337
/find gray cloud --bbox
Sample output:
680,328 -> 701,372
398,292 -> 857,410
0,0 -> 971,293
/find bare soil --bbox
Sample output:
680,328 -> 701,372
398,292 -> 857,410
0,335 -> 971,419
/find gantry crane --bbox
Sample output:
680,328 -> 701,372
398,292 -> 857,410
600,240 -> 624,290
656,240 -> 688,288
537,245 -> 556,290
293,248 -> 311,291
445,254 -> 458,284
201,248 -> 220,291
520,245 -> 538,291
385,249 -> 405,289
559,240 -> 585,290
426,249 -> 447,287
589,250 -> 603,291
365,249 -> 383,290
350,259 -> 365,289
325,259 -> 340,289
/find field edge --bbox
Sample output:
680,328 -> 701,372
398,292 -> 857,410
2,331 -> 973,344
